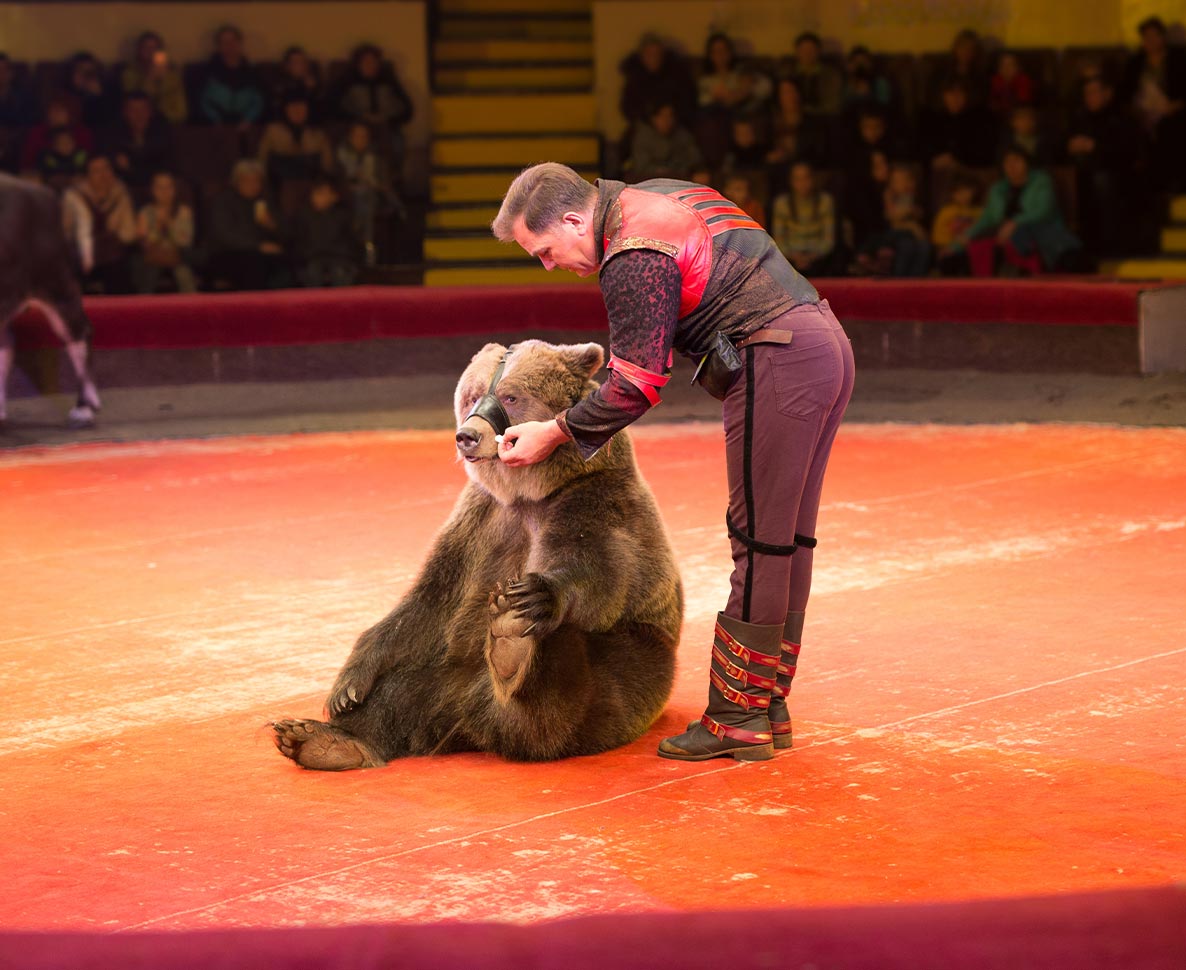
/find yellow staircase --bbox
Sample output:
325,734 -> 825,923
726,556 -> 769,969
426,0 -> 600,286
1101,194 -> 1186,280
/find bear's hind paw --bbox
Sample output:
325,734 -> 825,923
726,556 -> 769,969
271,718 -> 384,771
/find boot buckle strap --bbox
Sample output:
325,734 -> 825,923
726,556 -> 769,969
780,639 -> 802,658
711,644 -> 777,691
701,714 -> 773,745
715,622 -> 780,669
709,668 -> 770,709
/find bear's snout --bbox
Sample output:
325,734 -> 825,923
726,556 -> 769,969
455,422 -> 498,462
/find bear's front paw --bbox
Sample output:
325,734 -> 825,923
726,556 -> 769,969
326,666 -> 375,718
504,573 -> 561,637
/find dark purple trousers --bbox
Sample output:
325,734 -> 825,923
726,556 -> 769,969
723,300 -> 855,626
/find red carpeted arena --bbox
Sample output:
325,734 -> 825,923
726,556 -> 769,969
3,281 -> 1186,968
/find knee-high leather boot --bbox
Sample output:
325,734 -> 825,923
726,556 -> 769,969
658,613 -> 781,762
767,611 -> 803,750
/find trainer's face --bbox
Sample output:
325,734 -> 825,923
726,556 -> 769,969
513,211 -> 599,277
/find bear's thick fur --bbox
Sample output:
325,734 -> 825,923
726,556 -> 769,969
273,339 -> 684,769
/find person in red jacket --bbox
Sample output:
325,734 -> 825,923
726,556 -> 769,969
490,163 -> 854,762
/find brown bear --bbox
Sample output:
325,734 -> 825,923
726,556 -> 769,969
272,339 -> 684,769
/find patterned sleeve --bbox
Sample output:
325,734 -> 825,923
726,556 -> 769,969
561,248 -> 680,460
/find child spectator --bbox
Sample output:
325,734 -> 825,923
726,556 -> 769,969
101,92 -> 172,190
337,44 -> 414,179
198,25 -> 266,127
290,175 -> 360,287
844,147 -> 891,257
698,32 -> 769,119
205,158 -> 289,290
858,164 -> 931,276
121,31 -> 187,124
770,160 -> 836,275
841,45 -> 895,116
336,121 -> 398,266
21,97 -> 94,171
37,127 -> 89,184
272,46 -> 324,121
931,173 -> 983,275
627,100 -> 706,181
63,154 -> 137,293
988,51 -> 1037,116
723,172 -> 766,227
62,52 -> 117,128
721,115 -> 769,175
957,146 -> 1084,275
843,106 -> 907,184
619,34 -> 696,129
257,91 -> 332,184
132,171 -> 196,293
790,32 -> 842,120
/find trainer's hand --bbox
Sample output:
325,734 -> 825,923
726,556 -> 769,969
498,420 -> 568,466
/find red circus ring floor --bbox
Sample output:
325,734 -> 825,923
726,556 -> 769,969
1,420 -> 1183,967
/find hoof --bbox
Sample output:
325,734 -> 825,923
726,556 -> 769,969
67,405 -> 96,429
271,718 -> 383,771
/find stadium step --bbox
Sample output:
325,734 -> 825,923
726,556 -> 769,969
1170,195 -> 1186,222
431,133 -> 598,169
1160,225 -> 1186,252
433,93 -> 597,135
1100,257 -> 1186,279
426,0 -> 596,286
435,63 -> 594,91
434,39 -> 592,62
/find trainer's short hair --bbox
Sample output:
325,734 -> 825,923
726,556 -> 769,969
491,163 -> 597,242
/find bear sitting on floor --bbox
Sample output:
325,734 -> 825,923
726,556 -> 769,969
272,339 -> 684,769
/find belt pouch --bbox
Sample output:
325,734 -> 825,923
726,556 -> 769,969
692,331 -> 743,401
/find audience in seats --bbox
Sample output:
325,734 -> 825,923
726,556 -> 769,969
957,146 -> 1084,276
257,90 -> 333,185
133,171 -> 197,293
198,25 -> 266,128
205,158 -> 289,290
619,34 -> 696,130
770,160 -> 837,275
63,52 -> 118,128
920,78 -> 996,172
289,175 -> 360,287
22,97 -> 93,172
273,46 -> 325,122
929,28 -> 989,108
0,54 -> 35,127
1119,16 -> 1186,191
988,51 -> 1037,117
336,44 -> 413,181
790,32 -> 843,121
63,154 -> 137,293
627,100 -> 706,182
101,92 -> 172,191
121,31 -> 188,124
931,173 -> 983,275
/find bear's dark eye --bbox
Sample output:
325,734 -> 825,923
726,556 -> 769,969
502,394 -> 517,405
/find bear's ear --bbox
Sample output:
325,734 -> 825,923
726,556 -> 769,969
561,342 -> 605,379
470,342 -> 506,363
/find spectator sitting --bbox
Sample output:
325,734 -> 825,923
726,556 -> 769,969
198,24 -> 266,128
721,115 -> 770,175
698,32 -> 770,119
841,45 -> 896,116
101,92 -> 172,191
844,147 -> 891,256
956,145 -> 1085,275
63,154 -> 137,293
619,33 -> 696,129
132,170 -> 196,293
627,100 -> 706,181
337,44 -> 414,180
770,159 -> 837,275
1067,75 -> 1147,257
290,175 -> 360,287
920,78 -> 996,171
258,91 -> 332,184
36,127 -> 89,184
62,51 -> 118,128
931,172 -> 983,275
20,97 -> 94,171
722,172 -> 766,227
766,77 -> 828,177
929,28 -> 989,108
997,104 -> 1056,167
1118,15 -> 1186,192
854,163 -> 931,276
336,121 -> 397,266
0,53 -> 35,127
205,158 -> 289,290
843,105 -> 907,183
121,30 -> 187,124
988,51 -> 1037,116
272,46 -> 324,121
790,31 -> 842,119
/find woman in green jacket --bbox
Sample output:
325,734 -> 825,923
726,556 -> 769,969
958,146 -> 1083,274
